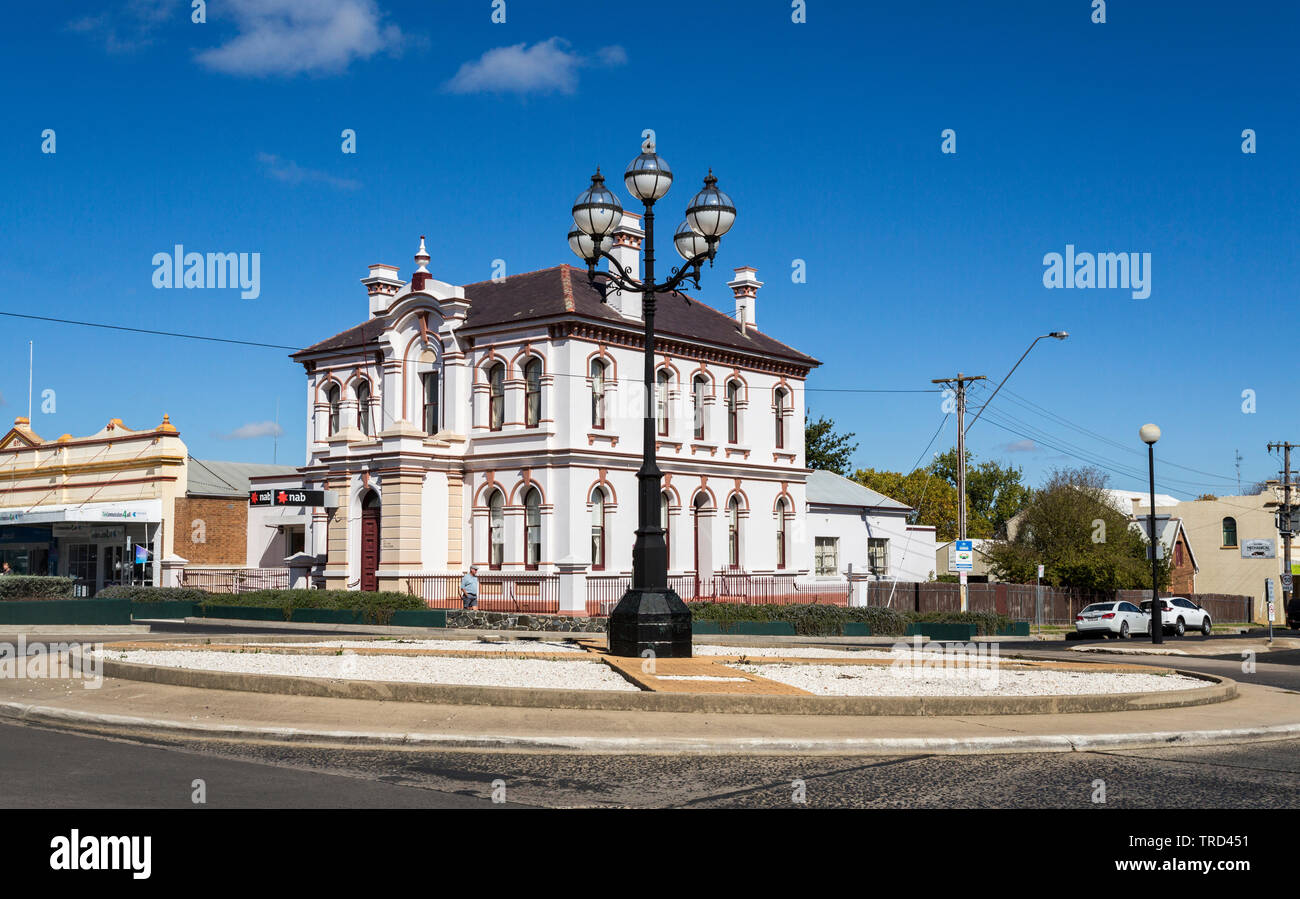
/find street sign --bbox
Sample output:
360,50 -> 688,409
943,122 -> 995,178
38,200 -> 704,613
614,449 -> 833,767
954,540 -> 974,572
1266,578 -> 1276,619
1283,573 -> 1294,592
249,489 -> 325,507
1037,564 -> 1045,579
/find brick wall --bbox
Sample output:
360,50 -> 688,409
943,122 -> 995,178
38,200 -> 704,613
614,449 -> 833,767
174,496 -> 248,565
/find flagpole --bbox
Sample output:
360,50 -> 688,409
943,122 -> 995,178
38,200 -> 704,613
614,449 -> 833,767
28,341 -> 33,420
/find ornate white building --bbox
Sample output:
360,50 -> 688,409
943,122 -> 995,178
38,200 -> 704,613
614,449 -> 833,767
248,223 -> 932,612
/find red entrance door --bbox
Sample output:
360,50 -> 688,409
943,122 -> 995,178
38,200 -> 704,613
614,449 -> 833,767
360,492 -> 380,592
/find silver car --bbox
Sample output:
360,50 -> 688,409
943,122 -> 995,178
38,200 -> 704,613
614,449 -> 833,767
1075,601 -> 1151,639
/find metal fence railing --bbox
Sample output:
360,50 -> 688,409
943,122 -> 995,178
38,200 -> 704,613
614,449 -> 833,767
405,573 -> 560,614
584,572 -> 851,616
180,567 -> 290,594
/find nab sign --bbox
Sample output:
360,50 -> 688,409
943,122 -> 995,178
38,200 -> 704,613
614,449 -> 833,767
249,489 -> 324,507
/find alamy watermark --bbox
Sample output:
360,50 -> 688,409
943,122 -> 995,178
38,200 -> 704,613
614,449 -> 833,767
0,637 -> 103,687
152,245 -> 261,299
1042,244 -> 1150,299
889,636 -> 1001,689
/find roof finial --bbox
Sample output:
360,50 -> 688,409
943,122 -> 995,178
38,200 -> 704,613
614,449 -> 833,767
414,235 -> 430,274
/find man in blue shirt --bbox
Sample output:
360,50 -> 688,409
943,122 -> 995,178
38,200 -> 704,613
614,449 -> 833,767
460,566 -> 479,609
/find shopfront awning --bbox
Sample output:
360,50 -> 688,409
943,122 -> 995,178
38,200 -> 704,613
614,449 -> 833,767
0,500 -> 163,526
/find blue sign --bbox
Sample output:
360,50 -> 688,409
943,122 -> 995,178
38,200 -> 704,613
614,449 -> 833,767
954,540 -> 974,571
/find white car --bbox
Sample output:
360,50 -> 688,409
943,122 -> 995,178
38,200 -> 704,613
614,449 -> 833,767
1075,601 -> 1151,639
1141,597 -> 1212,637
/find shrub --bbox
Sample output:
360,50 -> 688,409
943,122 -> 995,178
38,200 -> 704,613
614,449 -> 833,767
909,610 -> 1012,636
97,586 -> 210,603
201,589 -> 425,624
686,602 -> 910,636
0,576 -> 75,602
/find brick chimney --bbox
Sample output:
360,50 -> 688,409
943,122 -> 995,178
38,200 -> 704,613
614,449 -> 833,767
606,212 -> 643,320
362,263 -> 405,318
727,267 -> 762,335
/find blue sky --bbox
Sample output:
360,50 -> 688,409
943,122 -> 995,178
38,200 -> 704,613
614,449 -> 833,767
1,0 -> 1295,499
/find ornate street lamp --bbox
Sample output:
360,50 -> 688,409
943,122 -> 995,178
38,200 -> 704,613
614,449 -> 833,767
1140,423 -> 1164,645
569,141 -> 736,658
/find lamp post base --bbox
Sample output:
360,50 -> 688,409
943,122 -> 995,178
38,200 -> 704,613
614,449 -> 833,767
607,588 -> 693,658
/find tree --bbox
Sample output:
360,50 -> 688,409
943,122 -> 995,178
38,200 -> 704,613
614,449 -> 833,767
853,466 -> 961,541
982,466 -> 1171,592
805,413 -> 858,476
930,448 -> 1032,538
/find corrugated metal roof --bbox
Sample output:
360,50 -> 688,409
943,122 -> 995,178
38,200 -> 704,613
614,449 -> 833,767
805,469 -> 911,511
187,458 -> 299,497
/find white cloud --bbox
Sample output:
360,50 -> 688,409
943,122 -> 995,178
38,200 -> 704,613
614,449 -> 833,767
1004,439 -> 1038,453
257,153 -> 360,190
68,0 -> 181,54
444,38 -> 627,96
195,0 -> 403,77
215,421 -> 284,440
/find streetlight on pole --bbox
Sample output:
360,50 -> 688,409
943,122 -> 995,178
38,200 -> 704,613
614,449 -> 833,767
569,140 -> 736,658
964,332 -> 1069,436
1140,423 -> 1164,645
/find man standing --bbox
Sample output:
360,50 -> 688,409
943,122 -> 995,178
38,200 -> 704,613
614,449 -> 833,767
460,565 -> 479,609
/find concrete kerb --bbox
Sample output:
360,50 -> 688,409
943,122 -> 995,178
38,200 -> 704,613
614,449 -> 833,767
2,697 -> 1297,757
78,646 -> 1237,717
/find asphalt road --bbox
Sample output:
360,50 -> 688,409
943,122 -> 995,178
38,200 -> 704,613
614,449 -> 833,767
3,720 -> 1298,809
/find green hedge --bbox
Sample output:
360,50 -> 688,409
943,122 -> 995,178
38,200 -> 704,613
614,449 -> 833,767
0,576 -> 75,601
910,610 -> 1013,637
686,603 -> 911,636
204,589 -> 424,624
685,603 -> 1012,637
98,586 -> 211,603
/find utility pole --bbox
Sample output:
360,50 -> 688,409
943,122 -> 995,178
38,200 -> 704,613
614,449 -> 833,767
1267,442 -> 1295,626
932,372 -> 986,611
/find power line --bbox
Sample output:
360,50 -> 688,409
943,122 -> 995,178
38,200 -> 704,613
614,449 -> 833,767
0,311 -> 301,350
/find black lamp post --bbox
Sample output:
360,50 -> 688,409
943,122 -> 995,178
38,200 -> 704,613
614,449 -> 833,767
1140,423 -> 1163,645
568,140 -> 736,658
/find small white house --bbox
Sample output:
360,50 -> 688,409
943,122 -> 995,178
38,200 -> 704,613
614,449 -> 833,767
804,470 -> 937,582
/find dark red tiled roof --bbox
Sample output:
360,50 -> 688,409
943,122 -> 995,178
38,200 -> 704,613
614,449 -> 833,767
293,264 -> 818,366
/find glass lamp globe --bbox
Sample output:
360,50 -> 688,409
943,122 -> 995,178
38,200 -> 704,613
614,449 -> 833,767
673,220 -> 710,261
625,150 -> 673,202
1139,423 -> 1161,445
685,170 -> 736,238
568,229 -> 611,263
572,169 -> 623,238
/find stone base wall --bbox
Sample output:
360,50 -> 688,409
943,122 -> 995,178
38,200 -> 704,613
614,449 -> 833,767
444,610 -> 607,632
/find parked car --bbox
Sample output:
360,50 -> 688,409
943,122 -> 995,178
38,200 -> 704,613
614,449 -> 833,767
1140,597 -> 1212,637
1075,601 -> 1151,639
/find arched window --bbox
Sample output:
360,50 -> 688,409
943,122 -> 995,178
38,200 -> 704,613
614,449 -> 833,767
590,359 -> 607,429
692,376 -> 707,440
355,380 -> 371,435
661,492 -> 672,569
773,387 -> 787,449
726,380 -> 741,444
488,363 -> 505,431
487,489 -> 504,569
727,496 -> 741,568
325,383 -> 341,435
656,370 -> 671,436
523,487 -> 541,569
422,372 -> 439,434
1222,517 -> 1238,548
591,488 -> 606,571
524,358 -> 542,428
775,497 -> 788,569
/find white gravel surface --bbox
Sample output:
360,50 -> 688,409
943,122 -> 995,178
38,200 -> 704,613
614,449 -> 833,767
729,663 -> 1208,696
99,649 -> 638,691
261,639 -> 588,653
696,644 -> 896,659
